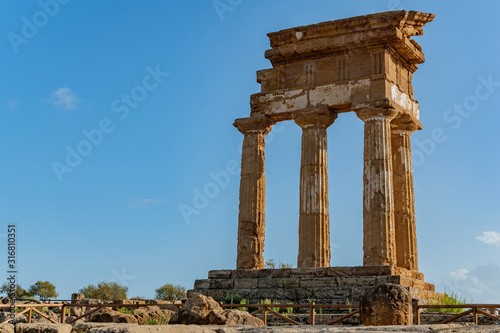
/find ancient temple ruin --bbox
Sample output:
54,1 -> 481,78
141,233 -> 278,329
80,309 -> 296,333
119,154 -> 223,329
192,10 -> 439,304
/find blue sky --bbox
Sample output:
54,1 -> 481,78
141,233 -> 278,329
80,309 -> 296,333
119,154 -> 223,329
0,0 -> 499,302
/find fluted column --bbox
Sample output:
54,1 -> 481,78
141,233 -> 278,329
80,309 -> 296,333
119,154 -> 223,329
356,108 -> 398,266
234,114 -> 275,269
391,119 -> 419,272
293,107 -> 337,268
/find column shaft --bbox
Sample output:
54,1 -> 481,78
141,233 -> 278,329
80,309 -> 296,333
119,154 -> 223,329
357,109 -> 397,266
392,126 -> 419,271
234,116 -> 274,269
294,107 -> 336,268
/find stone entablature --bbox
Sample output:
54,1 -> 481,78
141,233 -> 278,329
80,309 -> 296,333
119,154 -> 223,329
251,11 -> 435,124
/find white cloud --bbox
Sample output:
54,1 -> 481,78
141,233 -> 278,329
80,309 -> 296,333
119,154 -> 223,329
477,231 -> 500,247
442,263 -> 500,303
129,198 -> 163,209
49,87 -> 82,109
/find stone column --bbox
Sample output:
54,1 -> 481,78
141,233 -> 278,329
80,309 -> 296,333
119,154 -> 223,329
293,107 -> 337,268
234,114 -> 275,269
356,108 -> 398,267
391,119 -> 419,272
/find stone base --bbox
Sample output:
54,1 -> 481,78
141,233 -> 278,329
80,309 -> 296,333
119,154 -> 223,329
190,266 -> 440,305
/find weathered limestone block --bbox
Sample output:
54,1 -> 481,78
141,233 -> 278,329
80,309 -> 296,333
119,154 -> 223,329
72,323 -> 137,333
293,107 -> 337,268
180,293 -> 263,327
15,324 -> 72,333
392,118 -> 419,272
71,293 -> 85,304
0,324 -> 13,333
356,107 -> 398,267
208,270 -> 232,279
233,278 -> 258,289
359,283 -> 413,326
133,306 -> 178,325
194,279 -> 210,290
234,115 -> 275,270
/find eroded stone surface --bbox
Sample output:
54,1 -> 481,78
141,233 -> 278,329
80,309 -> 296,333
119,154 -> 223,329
192,267 -> 438,305
293,107 -> 337,268
180,293 -> 263,327
356,108 -> 398,267
234,115 -> 275,270
15,323 -> 72,333
233,11 -> 434,273
360,283 -> 412,326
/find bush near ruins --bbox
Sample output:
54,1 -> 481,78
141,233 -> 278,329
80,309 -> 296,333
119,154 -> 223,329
265,259 -> 293,269
79,281 -> 128,300
28,281 -> 59,300
429,291 -> 468,314
154,284 -> 186,301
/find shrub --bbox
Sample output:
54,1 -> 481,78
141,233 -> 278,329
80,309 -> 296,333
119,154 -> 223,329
116,307 -> 134,315
265,259 -> 293,269
428,291 -> 468,314
154,284 -> 186,301
79,281 -> 128,300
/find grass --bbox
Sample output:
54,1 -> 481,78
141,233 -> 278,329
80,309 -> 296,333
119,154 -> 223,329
237,298 -> 248,312
428,291 -> 468,314
260,299 -> 280,313
142,317 -> 169,325
116,307 -> 134,315
284,302 -> 294,315
346,297 -> 353,314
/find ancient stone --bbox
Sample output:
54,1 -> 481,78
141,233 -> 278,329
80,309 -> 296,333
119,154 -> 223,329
392,117 -> 419,272
111,314 -> 137,324
192,267 -> 437,306
0,324 -> 13,333
293,106 -> 337,268
15,323 -> 72,333
69,307 -> 83,317
231,10 -> 435,271
359,283 -> 413,326
72,323 -> 138,333
356,107 -> 398,266
132,305 -> 178,325
180,293 -> 263,327
195,10 -> 441,321
88,309 -> 138,324
71,293 -> 85,304
234,115 -> 275,270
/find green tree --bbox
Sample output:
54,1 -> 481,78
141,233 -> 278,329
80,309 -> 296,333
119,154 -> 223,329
155,284 -> 186,301
79,281 -> 128,300
28,281 -> 58,300
0,283 -> 31,299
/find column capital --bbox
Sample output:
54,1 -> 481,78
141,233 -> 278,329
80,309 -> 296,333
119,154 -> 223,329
391,115 -> 421,134
293,106 -> 338,129
356,108 -> 398,123
234,115 -> 275,135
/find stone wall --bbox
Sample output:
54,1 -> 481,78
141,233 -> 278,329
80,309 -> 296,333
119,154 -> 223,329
190,266 -> 439,305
